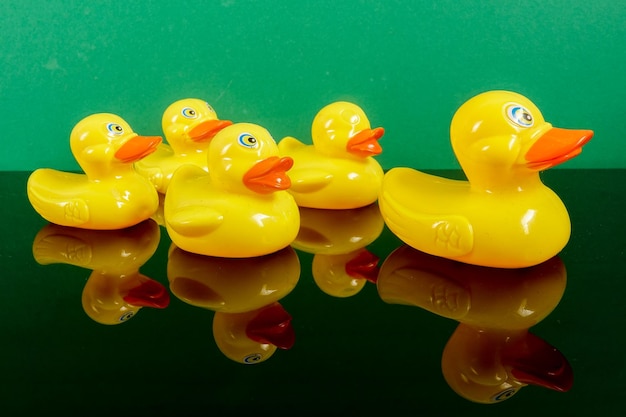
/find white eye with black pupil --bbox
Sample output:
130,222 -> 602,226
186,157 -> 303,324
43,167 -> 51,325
238,133 -> 258,148
181,107 -> 198,119
506,104 -> 534,127
106,123 -> 124,135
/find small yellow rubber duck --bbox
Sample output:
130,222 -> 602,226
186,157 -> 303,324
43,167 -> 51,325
164,122 -> 300,257
32,220 -> 170,325
379,91 -> 593,268
134,98 -> 233,193
27,114 -> 162,230
278,101 -> 385,209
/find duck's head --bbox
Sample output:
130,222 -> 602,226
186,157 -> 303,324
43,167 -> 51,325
442,324 -> 573,404
311,101 -> 384,159
82,272 -> 170,325
208,123 -> 293,194
162,98 -> 233,152
70,113 -> 162,177
450,91 -> 593,188
213,303 -> 295,364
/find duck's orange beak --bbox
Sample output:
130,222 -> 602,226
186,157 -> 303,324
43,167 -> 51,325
115,135 -> 162,163
189,119 -> 233,142
246,303 -> 295,350
345,249 -> 380,283
346,127 -> 384,157
525,128 -> 593,170
123,276 -> 170,309
243,156 -> 293,194
507,333 -> 574,392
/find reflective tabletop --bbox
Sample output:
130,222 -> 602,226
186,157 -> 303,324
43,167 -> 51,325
2,170 -> 624,416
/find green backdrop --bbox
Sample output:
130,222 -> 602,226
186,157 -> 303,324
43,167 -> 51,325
2,0 -> 624,171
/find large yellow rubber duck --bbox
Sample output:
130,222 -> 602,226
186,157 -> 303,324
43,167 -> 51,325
278,101 -> 385,209
377,245 -> 572,404
32,220 -> 170,325
164,122 -> 300,257
27,114 -> 162,230
379,91 -> 593,268
134,98 -> 232,193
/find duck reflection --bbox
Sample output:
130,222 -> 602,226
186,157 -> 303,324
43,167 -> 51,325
377,245 -> 572,404
292,203 -> 383,297
167,245 -> 300,364
32,219 -> 170,325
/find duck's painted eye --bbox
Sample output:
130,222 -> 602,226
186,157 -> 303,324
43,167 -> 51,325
506,104 -> 534,128
243,353 -> 263,364
181,107 -> 198,119
106,123 -> 125,136
119,311 -> 135,322
492,387 -> 518,402
238,133 -> 258,148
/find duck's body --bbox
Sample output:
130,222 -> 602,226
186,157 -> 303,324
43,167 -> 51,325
379,91 -> 593,268
164,123 -> 300,258
27,114 -> 162,230
134,99 -> 232,193
279,101 -> 385,209
380,170 -> 570,268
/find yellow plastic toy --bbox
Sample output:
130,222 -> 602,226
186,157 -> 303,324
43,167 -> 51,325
27,113 -> 162,230
213,302 -> 295,365
278,101 -> 385,209
134,98 -> 233,193
32,220 -> 169,325
164,122 -> 300,258
379,91 -> 593,268
167,244 -> 300,313
292,204 -> 384,297
377,245 -> 572,403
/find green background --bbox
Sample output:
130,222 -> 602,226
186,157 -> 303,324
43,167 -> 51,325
1,0 -> 624,171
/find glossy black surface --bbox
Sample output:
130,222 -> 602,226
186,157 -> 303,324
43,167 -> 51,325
2,170 -> 624,416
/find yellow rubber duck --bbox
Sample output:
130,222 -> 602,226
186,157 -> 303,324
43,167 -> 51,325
134,98 -> 233,193
213,302 -> 295,365
32,220 -> 170,325
377,245 -> 572,403
278,101 -> 385,209
27,114 -> 162,230
164,122 -> 300,258
379,91 -> 594,268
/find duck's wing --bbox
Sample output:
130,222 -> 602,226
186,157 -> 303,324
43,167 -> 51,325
278,136 -> 334,192
164,165 -> 223,236
32,224 -> 93,267
288,168 -> 334,193
27,169 -> 90,227
379,168 -> 474,258
134,145 -> 175,192
382,201 -> 474,258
